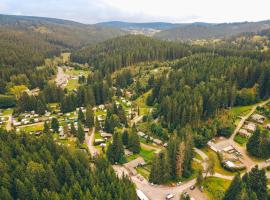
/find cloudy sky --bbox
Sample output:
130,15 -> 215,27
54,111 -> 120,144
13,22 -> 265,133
0,0 -> 270,24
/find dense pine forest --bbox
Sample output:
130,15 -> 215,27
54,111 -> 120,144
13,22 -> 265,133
0,129 -> 137,200
1,13 -> 270,200
71,35 -> 191,74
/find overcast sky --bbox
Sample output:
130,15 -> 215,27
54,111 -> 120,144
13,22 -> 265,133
0,0 -> 270,24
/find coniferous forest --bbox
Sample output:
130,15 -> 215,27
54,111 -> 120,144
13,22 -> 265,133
1,13 -> 270,200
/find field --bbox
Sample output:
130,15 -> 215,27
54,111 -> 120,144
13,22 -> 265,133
230,105 -> 253,117
234,134 -> 248,146
202,177 -> 231,200
127,147 -> 155,163
19,123 -> 44,133
135,90 -> 152,115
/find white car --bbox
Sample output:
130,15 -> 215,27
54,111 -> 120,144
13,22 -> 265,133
165,193 -> 174,200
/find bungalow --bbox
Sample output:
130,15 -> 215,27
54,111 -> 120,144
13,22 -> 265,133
238,129 -> 251,137
251,114 -> 265,124
34,118 -> 39,123
243,122 -> 256,132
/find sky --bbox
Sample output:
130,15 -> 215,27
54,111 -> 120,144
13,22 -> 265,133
0,0 -> 270,24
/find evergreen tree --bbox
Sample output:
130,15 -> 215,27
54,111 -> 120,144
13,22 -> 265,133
70,122 -> 77,136
122,130 -> 129,146
128,131 -> 141,154
85,106 -> 94,128
43,121 -> 50,133
77,121 -> 85,144
78,108 -> 85,123
106,132 -> 125,164
223,174 -> 243,200
51,118 -> 59,133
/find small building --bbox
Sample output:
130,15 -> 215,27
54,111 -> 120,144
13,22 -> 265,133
137,131 -> 145,137
153,138 -> 163,145
224,160 -> 236,168
97,115 -> 104,122
238,129 -> 251,137
243,122 -> 256,132
100,131 -> 112,138
34,118 -> 39,123
265,124 -> 270,130
251,114 -> 265,124
35,131 -> 42,136
98,105 -> 105,110
94,139 -> 105,145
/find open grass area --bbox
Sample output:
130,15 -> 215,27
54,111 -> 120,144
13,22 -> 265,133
19,123 -> 44,133
135,90 -> 152,115
230,105 -> 253,117
126,146 -> 155,163
194,152 -> 203,161
201,147 -> 235,176
140,148 -> 155,162
66,79 -> 79,91
136,165 -> 151,179
1,108 -> 13,116
202,177 -> 231,200
234,134 -> 248,146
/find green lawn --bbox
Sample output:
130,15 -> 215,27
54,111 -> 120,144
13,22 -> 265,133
135,90 -> 152,115
19,123 -> 44,133
139,148 -> 155,162
230,105 -> 253,117
202,177 -> 231,200
2,109 -> 13,116
136,166 -> 151,179
234,134 -> 248,146
126,147 -> 155,163
66,79 -> 79,91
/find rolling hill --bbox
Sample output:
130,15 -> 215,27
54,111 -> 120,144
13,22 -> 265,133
154,21 -> 270,41
0,14 -> 126,49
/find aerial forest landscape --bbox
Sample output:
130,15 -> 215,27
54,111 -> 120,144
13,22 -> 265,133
1,0 -> 270,200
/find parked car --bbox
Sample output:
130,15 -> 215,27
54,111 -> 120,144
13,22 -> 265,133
190,185 -> 195,190
165,193 -> 174,200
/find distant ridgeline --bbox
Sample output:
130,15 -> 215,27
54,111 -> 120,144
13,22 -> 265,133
0,129 -> 137,200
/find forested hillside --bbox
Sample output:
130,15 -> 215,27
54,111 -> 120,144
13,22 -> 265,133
0,129 -> 137,200
148,54 -> 270,127
71,35 -> 191,74
154,21 -> 270,41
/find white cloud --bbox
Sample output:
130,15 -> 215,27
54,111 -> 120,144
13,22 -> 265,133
0,0 -> 269,23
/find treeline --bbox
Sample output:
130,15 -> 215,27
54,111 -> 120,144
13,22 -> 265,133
149,127 -> 194,184
223,166 -> 268,200
0,129 -> 137,200
247,129 -> 270,158
71,35 -> 191,74
147,54 -> 270,131
16,71 -> 113,114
